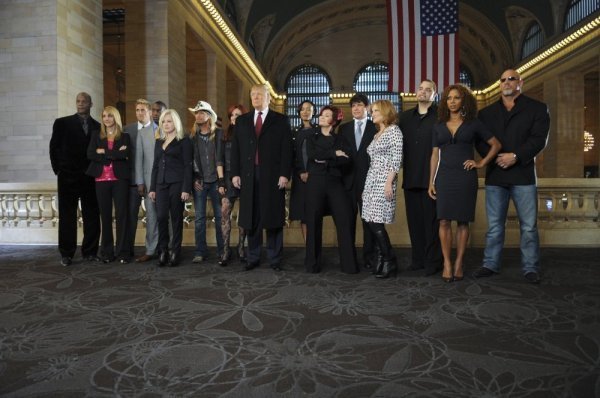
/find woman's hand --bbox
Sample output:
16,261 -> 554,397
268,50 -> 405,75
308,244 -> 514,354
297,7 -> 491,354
181,192 -> 190,202
428,183 -> 437,200
148,191 -> 156,202
384,182 -> 393,201
96,148 -> 105,154
335,150 -> 348,158
300,172 -> 308,183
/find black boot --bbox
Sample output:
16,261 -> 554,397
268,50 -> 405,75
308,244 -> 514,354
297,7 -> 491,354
372,247 -> 384,275
371,225 -> 397,279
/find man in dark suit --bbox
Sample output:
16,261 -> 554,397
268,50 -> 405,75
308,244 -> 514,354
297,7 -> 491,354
231,84 -> 293,271
473,69 -> 550,284
339,93 -> 377,269
123,99 -> 157,262
49,92 -> 101,266
399,79 -> 443,276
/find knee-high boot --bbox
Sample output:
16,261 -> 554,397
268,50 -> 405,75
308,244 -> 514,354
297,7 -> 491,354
371,225 -> 397,279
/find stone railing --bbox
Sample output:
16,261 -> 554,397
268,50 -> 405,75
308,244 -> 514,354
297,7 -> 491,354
0,179 -> 598,247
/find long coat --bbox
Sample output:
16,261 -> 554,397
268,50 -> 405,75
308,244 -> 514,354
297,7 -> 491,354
230,109 -> 293,229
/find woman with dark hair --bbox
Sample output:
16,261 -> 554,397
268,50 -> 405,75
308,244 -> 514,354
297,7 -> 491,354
86,106 -> 131,264
362,100 -> 403,279
289,100 -> 317,242
217,104 -> 248,265
304,105 -> 358,274
428,84 -> 501,282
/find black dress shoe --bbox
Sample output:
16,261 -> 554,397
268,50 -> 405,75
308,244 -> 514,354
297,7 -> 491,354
102,256 -> 115,264
524,272 -> 541,284
61,257 -> 72,266
118,258 -> 129,264
84,255 -> 101,262
169,252 -> 180,267
270,263 -> 282,272
158,251 -> 169,267
244,262 -> 259,271
472,266 -> 496,278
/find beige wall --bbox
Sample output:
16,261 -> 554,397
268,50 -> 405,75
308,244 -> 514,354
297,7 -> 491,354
0,0 -> 103,183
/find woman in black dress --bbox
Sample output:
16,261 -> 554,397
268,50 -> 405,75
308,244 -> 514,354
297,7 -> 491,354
304,105 -> 358,274
217,104 -> 247,265
428,85 -> 500,282
289,100 -> 317,242
148,109 -> 193,267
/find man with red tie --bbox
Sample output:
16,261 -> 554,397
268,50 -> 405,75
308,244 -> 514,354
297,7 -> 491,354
231,84 -> 293,271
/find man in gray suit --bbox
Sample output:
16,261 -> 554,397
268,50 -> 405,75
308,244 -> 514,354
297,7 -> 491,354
127,99 -> 159,262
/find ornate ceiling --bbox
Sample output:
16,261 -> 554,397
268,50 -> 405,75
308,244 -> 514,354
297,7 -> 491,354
218,0 -> 574,90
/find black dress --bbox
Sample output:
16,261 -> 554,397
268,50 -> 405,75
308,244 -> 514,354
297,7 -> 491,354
432,119 -> 493,222
289,125 -> 315,222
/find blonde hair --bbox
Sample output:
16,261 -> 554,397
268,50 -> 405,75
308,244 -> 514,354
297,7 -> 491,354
136,98 -> 151,110
157,109 -> 185,140
371,100 -> 398,127
100,106 -> 123,140
189,112 -> 216,141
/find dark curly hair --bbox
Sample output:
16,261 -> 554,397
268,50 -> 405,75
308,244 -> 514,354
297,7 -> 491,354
437,84 -> 477,122
319,105 -> 344,128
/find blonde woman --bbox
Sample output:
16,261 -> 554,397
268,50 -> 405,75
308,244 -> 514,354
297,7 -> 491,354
362,100 -> 403,279
86,106 -> 131,264
148,109 -> 193,267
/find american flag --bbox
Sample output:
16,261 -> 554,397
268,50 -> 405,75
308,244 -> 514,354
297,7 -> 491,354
387,0 -> 459,93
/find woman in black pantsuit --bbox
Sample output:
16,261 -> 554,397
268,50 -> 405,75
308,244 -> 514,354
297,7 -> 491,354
149,109 -> 193,267
304,106 -> 358,274
86,106 -> 130,264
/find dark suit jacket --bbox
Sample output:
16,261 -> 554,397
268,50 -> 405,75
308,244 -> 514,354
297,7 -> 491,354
50,114 -> 100,175
306,129 -> 353,178
230,109 -> 293,229
339,119 -> 376,198
85,132 -> 131,180
477,94 -> 550,186
149,136 -> 193,194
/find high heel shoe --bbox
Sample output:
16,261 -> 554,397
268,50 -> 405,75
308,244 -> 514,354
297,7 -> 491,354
442,263 -> 453,283
218,248 -> 230,267
453,263 -> 464,281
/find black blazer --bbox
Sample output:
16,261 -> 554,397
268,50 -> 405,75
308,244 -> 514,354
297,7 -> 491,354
150,136 -> 193,193
50,114 -> 100,175
85,131 -> 131,180
306,128 -> 353,178
339,119 -> 376,196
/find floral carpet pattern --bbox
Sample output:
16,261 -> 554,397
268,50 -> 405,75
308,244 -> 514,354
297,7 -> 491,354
0,245 -> 598,397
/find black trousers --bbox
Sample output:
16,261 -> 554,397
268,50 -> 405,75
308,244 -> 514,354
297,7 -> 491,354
95,179 -> 129,260
348,189 -> 376,264
404,188 -> 442,273
305,174 -> 358,273
155,181 -> 185,256
57,172 -> 100,258
247,167 -> 283,266
124,185 -> 141,257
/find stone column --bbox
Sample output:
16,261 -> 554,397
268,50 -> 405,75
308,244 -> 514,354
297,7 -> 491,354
543,73 -> 585,178
0,0 -> 103,182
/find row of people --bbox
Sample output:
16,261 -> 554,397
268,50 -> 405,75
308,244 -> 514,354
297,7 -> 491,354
50,68 -> 549,283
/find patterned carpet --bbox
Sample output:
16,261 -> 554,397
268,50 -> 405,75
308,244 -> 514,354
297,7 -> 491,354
0,245 -> 598,397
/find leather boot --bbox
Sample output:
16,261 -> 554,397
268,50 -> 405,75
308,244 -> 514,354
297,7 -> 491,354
372,247 -> 384,275
376,258 -> 398,279
371,226 -> 397,279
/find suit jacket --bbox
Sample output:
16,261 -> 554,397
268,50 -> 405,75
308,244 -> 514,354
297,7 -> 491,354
85,132 -> 131,180
150,136 -> 193,194
230,109 -> 293,229
49,113 -> 100,175
306,128 -> 353,178
339,119 -> 376,198
135,123 -> 159,187
477,94 -> 550,186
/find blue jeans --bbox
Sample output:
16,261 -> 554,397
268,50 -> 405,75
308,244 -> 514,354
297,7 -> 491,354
193,181 -> 223,257
483,184 -> 540,274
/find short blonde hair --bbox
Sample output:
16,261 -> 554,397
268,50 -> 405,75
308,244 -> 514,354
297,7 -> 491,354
371,100 -> 398,127
157,109 -> 185,140
100,106 -> 123,140
135,98 -> 151,110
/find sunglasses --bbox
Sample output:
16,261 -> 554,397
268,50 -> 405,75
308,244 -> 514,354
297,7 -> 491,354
500,76 -> 520,83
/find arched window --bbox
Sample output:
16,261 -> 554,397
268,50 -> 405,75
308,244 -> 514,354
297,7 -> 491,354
285,64 -> 331,128
521,22 -> 544,59
564,0 -> 599,31
459,64 -> 474,89
353,62 -> 401,112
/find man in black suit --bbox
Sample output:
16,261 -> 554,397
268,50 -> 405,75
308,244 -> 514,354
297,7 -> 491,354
49,92 -> 101,266
399,79 -> 442,276
231,84 -> 293,271
339,93 -> 377,269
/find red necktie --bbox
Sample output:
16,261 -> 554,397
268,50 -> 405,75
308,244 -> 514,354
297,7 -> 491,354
255,112 -> 263,165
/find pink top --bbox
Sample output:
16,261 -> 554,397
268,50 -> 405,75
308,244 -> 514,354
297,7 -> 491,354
95,140 -> 118,182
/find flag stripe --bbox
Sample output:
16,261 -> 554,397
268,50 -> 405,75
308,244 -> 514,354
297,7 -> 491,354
388,0 -> 459,94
